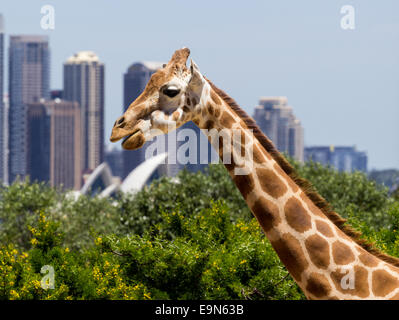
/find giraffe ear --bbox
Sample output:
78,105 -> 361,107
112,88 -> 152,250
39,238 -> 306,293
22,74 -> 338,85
189,59 -> 204,88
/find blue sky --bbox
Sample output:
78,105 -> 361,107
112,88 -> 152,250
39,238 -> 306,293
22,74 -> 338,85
2,0 -> 399,170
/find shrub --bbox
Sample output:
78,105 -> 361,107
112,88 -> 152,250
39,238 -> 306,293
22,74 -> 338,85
0,161 -> 397,300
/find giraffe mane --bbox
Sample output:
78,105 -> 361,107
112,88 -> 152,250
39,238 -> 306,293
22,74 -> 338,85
205,77 -> 399,268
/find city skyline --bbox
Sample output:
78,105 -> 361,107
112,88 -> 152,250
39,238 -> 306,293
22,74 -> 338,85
8,34 -> 50,182
63,51 -> 105,172
26,99 -> 81,189
0,1 -> 398,171
253,96 -> 304,162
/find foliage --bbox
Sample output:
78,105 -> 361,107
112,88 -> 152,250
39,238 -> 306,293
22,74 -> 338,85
369,169 -> 399,191
0,204 -> 303,300
116,166 -> 251,236
0,212 -> 151,300
292,160 -> 394,229
0,161 -> 398,300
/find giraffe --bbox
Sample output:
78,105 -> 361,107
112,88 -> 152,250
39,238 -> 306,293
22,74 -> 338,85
110,48 -> 399,300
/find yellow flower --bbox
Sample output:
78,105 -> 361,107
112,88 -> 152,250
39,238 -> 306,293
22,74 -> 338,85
240,259 -> 247,264
30,238 -> 38,245
10,290 -> 19,299
65,247 -> 70,253
144,293 -> 151,300
32,280 -> 41,289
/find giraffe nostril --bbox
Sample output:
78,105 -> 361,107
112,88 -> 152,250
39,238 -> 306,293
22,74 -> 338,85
118,117 -> 125,125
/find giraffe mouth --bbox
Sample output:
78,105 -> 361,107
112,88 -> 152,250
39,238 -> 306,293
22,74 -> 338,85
121,129 -> 145,150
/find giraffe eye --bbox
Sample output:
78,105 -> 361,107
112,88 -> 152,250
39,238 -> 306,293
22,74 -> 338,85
163,86 -> 180,98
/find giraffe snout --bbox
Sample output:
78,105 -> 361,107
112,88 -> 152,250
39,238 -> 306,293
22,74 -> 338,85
110,116 -> 132,142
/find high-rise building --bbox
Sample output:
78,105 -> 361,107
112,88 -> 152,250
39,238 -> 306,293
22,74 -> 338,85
105,147 -> 124,179
305,145 -> 368,172
8,35 -> 50,183
2,94 -> 8,185
0,15 -> 4,183
122,61 -> 163,178
26,99 -> 81,189
253,97 -> 304,161
63,51 -> 104,173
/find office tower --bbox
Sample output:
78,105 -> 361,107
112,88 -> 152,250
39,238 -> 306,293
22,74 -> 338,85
2,93 -> 8,185
63,51 -> 104,173
26,99 -> 81,189
105,147 -> 124,178
253,97 -> 304,161
305,145 -> 368,172
122,61 -> 163,178
8,35 -> 50,183
0,15 -> 3,183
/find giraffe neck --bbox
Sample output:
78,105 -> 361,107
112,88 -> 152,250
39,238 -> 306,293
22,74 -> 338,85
191,83 -> 399,300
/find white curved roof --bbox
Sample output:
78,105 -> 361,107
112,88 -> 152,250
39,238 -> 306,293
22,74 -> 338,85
120,152 -> 168,194
66,51 -> 101,64
80,162 -> 114,195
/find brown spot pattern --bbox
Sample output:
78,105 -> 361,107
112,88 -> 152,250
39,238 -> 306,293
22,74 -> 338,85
331,266 -> 369,298
332,241 -> 355,265
252,145 -> 267,164
358,252 -> 379,268
284,197 -> 312,233
219,112 -> 235,129
256,168 -> 287,199
251,196 -> 281,232
214,107 -> 221,118
204,120 -> 214,131
233,174 -> 255,200
270,233 -> 309,282
372,270 -> 399,297
273,163 -> 299,193
306,272 -> 331,298
207,102 -> 215,116
299,193 -> 325,218
305,234 -> 330,269
316,220 -> 334,238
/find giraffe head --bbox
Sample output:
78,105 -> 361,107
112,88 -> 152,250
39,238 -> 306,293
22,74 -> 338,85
110,47 -> 207,150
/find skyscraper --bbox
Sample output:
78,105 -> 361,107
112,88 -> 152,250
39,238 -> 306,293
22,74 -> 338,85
305,145 -> 368,172
0,15 -> 4,183
8,35 -> 50,183
253,97 -> 304,161
63,51 -> 104,173
26,99 -> 82,189
105,147 -> 124,179
123,61 -> 163,178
